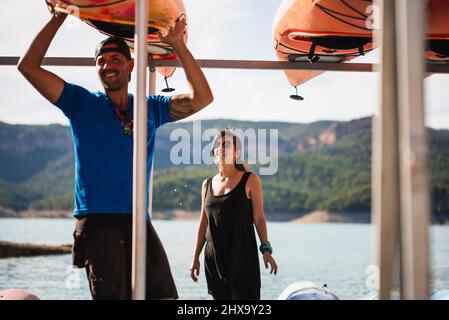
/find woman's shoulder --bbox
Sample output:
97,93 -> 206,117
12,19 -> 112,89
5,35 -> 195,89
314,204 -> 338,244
246,171 -> 258,179
202,176 -> 215,188
202,177 -> 211,187
245,171 -> 261,187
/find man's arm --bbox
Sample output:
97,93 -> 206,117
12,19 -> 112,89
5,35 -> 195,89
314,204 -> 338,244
159,18 -> 214,122
17,12 -> 67,104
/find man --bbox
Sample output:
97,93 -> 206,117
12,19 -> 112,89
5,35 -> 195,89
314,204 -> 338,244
18,6 -> 213,300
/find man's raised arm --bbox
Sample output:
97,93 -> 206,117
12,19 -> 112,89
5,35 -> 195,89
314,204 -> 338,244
159,18 -> 214,122
17,10 -> 67,104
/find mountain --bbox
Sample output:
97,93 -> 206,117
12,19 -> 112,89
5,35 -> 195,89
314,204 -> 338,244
0,117 -> 448,217
0,122 -> 72,183
154,119 -> 334,168
152,118 -> 374,213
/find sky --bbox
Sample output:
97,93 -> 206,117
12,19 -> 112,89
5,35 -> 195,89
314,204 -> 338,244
0,0 -> 448,128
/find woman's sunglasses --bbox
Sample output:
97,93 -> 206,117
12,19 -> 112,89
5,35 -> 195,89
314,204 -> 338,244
213,140 -> 233,150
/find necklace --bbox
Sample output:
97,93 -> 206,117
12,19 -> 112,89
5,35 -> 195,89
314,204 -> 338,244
115,108 -> 133,136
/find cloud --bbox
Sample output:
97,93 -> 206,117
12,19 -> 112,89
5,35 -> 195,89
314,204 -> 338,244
183,0 -> 252,58
0,0 -> 104,56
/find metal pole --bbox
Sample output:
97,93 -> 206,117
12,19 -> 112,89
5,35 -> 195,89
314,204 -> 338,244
2,56 -> 449,73
153,59 -> 375,72
148,68 -> 156,220
374,0 -> 401,300
396,0 -> 430,299
132,0 -> 148,300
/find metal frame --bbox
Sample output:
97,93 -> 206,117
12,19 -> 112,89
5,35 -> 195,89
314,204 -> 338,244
132,0 -> 148,300
374,0 -> 402,300
374,0 -> 430,300
1,56 -> 449,73
396,0 -> 430,299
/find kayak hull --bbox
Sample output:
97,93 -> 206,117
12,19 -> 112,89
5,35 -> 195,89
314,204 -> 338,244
273,0 -> 449,88
46,0 -> 187,80
273,0 -> 375,87
278,281 -> 339,300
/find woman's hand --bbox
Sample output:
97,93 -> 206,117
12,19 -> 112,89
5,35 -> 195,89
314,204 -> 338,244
263,252 -> 278,275
157,16 -> 187,49
189,258 -> 201,282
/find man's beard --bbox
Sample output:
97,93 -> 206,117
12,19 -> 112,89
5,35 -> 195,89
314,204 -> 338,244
101,72 -> 128,91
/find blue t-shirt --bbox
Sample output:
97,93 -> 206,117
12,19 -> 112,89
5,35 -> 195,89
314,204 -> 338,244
53,82 -> 172,218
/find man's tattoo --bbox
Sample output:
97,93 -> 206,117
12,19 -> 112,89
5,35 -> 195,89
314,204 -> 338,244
170,95 -> 195,121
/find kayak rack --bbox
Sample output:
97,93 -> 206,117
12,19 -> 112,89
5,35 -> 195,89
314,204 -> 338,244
1,56 -> 449,74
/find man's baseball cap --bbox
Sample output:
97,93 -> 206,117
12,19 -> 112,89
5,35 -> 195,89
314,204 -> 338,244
95,36 -> 132,61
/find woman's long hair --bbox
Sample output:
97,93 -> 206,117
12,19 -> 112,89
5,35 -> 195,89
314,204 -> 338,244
211,127 -> 248,172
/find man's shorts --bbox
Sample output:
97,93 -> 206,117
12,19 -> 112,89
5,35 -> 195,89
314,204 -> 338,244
72,214 -> 178,300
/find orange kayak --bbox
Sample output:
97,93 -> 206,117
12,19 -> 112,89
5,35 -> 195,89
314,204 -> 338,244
45,0 -> 187,84
273,0 -> 375,92
427,0 -> 449,64
273,0 -> 449,97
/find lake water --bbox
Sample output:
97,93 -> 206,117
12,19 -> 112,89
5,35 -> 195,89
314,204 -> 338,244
1,218 -> 448,300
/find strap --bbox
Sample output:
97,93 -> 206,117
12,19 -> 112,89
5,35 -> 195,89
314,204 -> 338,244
358,45 -> 364,56
307,41 -> 317,62
241,171 -> 252,188
204,177 -> 212,198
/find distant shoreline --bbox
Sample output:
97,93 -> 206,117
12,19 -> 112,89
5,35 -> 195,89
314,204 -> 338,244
0,241 -> 71,259
1,209 -> 448,224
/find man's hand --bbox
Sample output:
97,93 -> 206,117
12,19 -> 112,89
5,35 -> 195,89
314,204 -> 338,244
45,1 -> 68,20
157,16 -> 187,49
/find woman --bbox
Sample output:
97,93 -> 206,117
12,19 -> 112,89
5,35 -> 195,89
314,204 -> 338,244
189,128 -> 278,300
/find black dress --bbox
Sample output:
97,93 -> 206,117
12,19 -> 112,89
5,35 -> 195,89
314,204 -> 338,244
204,171 -> 261,299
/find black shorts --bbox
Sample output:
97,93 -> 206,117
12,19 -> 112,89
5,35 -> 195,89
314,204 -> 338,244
72,214 -> 178,300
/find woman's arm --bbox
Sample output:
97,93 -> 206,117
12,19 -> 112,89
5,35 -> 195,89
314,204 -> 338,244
190,179 -> 209,282
248,173 -> 278,275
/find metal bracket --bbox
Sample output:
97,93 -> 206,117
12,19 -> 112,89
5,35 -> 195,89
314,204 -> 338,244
148,54 -> 156,73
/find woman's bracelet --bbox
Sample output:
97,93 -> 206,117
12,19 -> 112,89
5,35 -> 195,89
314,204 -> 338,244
259,241 -> 273,254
